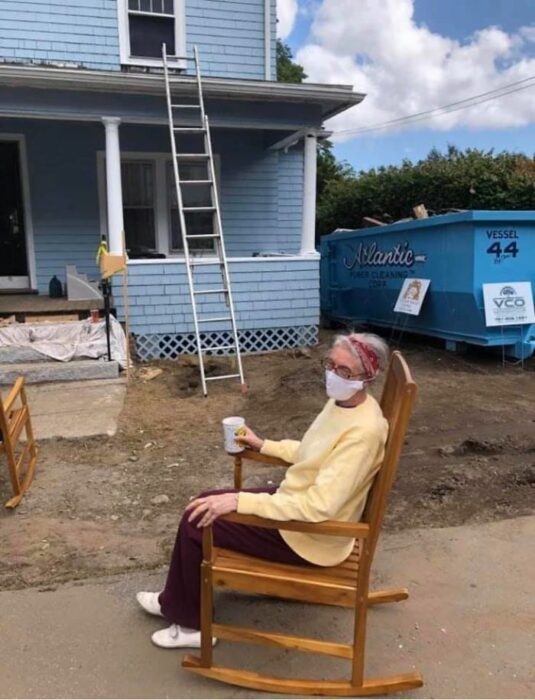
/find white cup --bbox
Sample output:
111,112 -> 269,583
222,416 -> 246,454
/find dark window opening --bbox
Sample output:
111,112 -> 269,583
129,14 -> 175,58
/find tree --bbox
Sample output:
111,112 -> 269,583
276,39 -> 307,83
316,146 -> 535,237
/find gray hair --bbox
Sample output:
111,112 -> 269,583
333,332 -> 390,373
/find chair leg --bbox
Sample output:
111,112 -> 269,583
200,561 -> 214,668
368,588 -> 409,605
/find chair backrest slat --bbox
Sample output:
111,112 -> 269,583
362,351 -> 417,560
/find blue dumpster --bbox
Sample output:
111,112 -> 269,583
320,211 -> 535,359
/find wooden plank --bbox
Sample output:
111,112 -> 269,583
215,547 -> 359,583
25,313 -> 80,323
200,562 -> 213,667
8,407 -> 27,447
182,656 -> 424,696
3,377 -> 24,413
367,588 -> 409,605
230,449 -> 290,468
0,295 -> 104,314
233,454 -> 243,490
212,624 -> 353,659
363,217 -> 386,227
212,567 -> 356,608
214,554 -> 358,587
221,513 -> 370,539
413,204 -> 429,219
214,555 -> 359,584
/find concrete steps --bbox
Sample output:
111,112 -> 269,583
0,347 -> 48,364
0,359 -> 119,385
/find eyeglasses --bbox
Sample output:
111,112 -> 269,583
322,358 -> 368,381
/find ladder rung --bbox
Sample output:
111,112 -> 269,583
167,54 -> 196,61
172,104 -> 201,109
176,153 -> 210,159
189,259 -> 222,266
201,345 -> 236,352
183,206 -> 216,212
186,233 -> 219,239
205,373 -> 241,382
180,179 -> 212,185
173,127 -> 205,133
194,288 -> 227,295
197,317 -> 232,323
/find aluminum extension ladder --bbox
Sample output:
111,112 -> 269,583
162,44 -> 246,397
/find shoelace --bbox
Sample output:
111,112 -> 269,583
170,624 -> 180,639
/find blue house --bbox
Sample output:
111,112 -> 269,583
0,0 -> 361,358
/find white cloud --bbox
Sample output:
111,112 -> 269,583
295,0 -> 535,141
277,0 -> 298,40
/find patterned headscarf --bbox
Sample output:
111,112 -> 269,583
347,337 -> 380,380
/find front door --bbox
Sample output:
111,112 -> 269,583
0,141 -> 29,290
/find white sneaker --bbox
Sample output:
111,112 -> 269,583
151,624 -> 217,649
136,591 -> 164,617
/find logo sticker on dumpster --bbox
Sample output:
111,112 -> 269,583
483,282 -> 535,327
343,241 -> 427,269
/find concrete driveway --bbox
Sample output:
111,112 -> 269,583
6,378 -> 127,440
0,516 -> 533,699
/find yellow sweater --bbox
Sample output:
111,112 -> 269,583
237,395 -> 388,566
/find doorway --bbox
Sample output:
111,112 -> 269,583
0,139 -> 32,290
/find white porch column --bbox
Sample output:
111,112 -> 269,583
300,131 -> 318,256
102,117 -> 124,255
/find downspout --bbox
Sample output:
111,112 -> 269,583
264,0 -> 272,80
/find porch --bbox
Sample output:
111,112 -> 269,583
118,257 -> 319,359
0,69 -> 359,356
0,294 -> 104,323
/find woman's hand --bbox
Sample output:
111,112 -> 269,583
185,492 -> 239,528
237,425 -> 264,451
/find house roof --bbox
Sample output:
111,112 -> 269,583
0,64 -> 364,122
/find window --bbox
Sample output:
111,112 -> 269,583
119,0 -> 185,66
98,152 -> 221,258
121,161 -> 156,254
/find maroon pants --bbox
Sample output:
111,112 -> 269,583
158,488 -> 310,629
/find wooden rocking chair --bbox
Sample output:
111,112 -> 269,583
183,350 -> 422,695
1,377 -> 38,508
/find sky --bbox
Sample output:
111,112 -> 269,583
277,0 -> 535,171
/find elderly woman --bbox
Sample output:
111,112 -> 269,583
137,332 -> 389,648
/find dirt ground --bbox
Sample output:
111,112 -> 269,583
1,330 -> 534,591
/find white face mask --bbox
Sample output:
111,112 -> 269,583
325,370 -> 365,401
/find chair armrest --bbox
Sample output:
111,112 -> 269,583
227,448 -> 291,468
220,512 -> 370,539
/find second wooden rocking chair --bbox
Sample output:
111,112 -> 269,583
183,350 -> 422,695
1,376 -> 38,508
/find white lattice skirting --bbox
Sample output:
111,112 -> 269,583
134,325 -> 319,361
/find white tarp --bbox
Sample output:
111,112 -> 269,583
0,317 -> 127,368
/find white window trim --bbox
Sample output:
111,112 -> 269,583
117,0 -> 186,69
0,133 -> 37,290
97,150 -> 221,259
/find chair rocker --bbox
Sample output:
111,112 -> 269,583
182,350 -> 423,695
1,376 -> 38,508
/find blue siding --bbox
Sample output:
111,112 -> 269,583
0,0 -> 120,70
1,118 -> 305,292
277,147 -> 303,253
0,0 -> 275,80
187,0 -> 270,80
115,259 -> 320,334
216,130 -> 303,256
